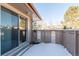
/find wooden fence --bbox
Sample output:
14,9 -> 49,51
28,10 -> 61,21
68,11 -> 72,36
31,30 -> 79,56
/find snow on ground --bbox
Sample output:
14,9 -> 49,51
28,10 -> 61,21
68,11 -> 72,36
22,43 -> 72,56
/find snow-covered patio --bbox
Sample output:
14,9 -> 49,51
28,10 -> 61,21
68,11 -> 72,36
20,43 -> 72,56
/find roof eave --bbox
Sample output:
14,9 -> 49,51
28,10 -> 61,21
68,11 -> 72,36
26,3 -> 42,20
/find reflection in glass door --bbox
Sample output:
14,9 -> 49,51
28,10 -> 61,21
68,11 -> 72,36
1,7 -> 12,54
11,12 -> 19,48
1,7 -> 19,55
19,17 -> 27,43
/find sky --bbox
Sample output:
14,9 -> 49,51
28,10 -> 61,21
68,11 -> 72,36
34,3 -> 79,25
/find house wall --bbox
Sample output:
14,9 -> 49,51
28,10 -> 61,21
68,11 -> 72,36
27,18 -> 32,43
0,3 -> 34,55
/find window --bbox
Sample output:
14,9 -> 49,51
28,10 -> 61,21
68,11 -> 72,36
19,17 -> 27,43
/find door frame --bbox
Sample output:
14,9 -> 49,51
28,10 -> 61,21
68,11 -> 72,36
18,14 -> 31,46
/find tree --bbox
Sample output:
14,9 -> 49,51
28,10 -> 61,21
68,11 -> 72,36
62,6 -> 79,29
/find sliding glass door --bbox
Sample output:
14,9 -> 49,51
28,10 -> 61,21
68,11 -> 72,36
1,7 -> 19,55
1,6 -> 28,55
1,7 -> 12,54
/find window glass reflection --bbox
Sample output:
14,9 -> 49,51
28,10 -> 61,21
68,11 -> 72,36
19,17 -> 27,43
1,7 -> 19,55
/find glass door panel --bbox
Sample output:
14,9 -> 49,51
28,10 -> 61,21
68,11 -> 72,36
1,7 -> 19,55
11,12 -> 19,48
19,17 -> 26,43
1,7 -> 12,54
